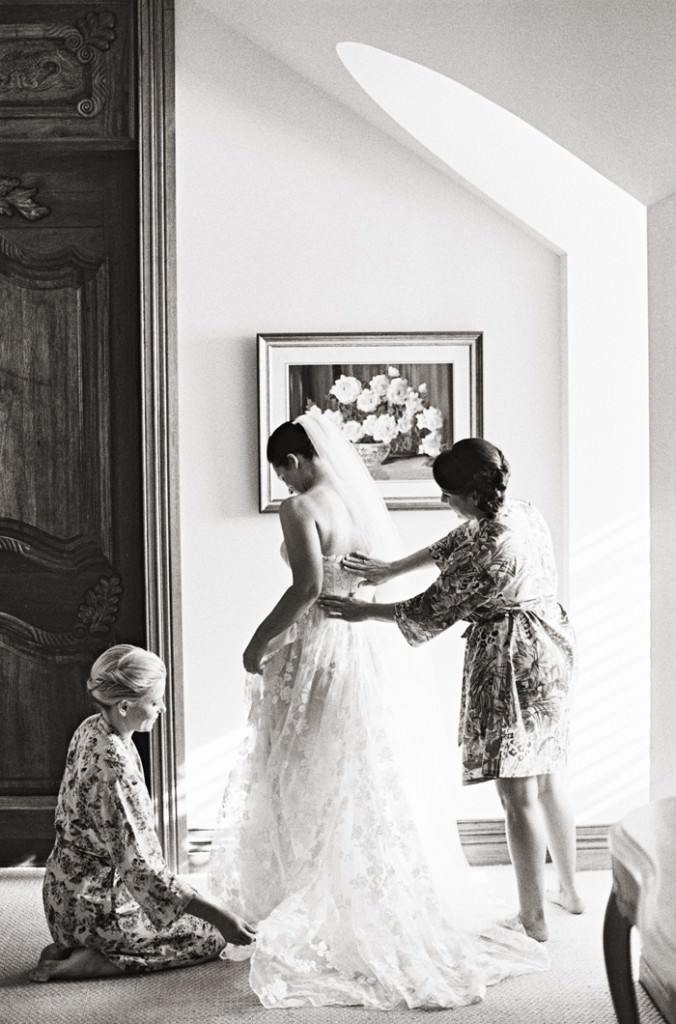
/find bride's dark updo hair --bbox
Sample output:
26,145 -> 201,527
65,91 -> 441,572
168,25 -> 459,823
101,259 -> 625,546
266,421 -> 316,467
433,438 -> 511,518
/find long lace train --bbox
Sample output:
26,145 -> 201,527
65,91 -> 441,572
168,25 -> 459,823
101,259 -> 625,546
208,556 -> 549,1009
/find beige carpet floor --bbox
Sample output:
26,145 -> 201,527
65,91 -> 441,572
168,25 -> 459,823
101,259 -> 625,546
0,866 -> 665,1024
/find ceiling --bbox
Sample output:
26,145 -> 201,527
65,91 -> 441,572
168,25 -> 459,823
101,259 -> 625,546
201,0 -> 676,207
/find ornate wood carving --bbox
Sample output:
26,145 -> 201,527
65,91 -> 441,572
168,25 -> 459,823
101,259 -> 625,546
0,6 -> 131,140
0,15 -> 116,118
0,232 -> 101,284
0,177 -> 50,220
0,520 -> 122,661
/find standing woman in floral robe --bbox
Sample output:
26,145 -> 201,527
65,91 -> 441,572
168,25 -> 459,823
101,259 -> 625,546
321,438 -> 584,943
30,645 -> 255,981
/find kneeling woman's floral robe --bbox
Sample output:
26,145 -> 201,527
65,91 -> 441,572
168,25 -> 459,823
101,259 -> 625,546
43,714 -> 223,972
394,499 -> 576,785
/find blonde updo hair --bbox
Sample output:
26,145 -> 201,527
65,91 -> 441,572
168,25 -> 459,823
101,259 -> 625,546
87,644 -> 166,708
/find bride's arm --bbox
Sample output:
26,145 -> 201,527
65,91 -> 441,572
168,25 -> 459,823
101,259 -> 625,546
243,500 -> 323,673
342,544 -> 434,584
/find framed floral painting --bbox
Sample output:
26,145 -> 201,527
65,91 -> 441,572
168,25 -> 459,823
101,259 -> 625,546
258,332 -> 483,511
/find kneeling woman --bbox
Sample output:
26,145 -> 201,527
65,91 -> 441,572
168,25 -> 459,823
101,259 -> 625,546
31,644 -> 255,981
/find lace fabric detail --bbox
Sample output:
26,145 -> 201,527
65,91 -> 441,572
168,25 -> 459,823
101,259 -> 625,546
318,553 -> 363,596
209,556 -> 549,1008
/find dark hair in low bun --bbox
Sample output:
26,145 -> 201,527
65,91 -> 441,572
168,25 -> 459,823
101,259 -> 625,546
266,421 -> 316,467
433,438 -> 511,517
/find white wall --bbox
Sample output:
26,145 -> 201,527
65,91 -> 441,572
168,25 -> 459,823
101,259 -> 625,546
175,5 -> 585,830
648,192 -> 676,801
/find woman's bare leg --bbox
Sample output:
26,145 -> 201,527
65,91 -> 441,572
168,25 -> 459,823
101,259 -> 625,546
495,776 -> 548,941
29,947 -> 121,982
537,771 -> 585,913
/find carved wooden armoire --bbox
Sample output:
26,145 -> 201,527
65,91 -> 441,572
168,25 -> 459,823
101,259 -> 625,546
0,1 -> 183,867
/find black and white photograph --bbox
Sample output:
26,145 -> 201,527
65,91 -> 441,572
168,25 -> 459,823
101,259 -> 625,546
1,2 -> 674,1024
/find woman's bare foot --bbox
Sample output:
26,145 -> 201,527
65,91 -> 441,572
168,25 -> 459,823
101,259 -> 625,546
520,912 -> 549,942
499,912 -> 549,943
28,944 -> 72,981
546,886 -> 585,914
28,947 -> 121,982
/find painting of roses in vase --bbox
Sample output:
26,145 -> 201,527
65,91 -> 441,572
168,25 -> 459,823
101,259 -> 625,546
289,363 -> 450,480
257,332 -> 483,511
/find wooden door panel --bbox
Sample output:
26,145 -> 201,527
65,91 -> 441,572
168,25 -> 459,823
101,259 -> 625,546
0,258 -> 111,541
0,650 -> 86,791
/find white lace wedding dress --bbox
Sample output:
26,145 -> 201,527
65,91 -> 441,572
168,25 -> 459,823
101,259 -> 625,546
208,553 -> 549,1009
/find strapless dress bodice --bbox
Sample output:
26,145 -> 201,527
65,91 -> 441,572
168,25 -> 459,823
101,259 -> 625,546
321,555 -> 362,597
280,544 -> 363,598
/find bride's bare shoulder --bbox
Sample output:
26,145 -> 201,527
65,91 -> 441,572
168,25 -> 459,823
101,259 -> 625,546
279,492 -> 315,522
282,482 -> 346,520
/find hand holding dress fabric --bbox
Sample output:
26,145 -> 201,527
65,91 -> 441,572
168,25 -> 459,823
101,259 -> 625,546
185,893 -> 256,947
243,636 -> 268,674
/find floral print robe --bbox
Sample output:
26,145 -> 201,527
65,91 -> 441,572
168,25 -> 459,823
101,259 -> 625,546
394,500 -> 576,784
43,714 -> 224,972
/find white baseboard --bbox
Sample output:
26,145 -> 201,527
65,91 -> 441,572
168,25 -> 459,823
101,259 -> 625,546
188,820 -> 610,871
458,820 -> 611,869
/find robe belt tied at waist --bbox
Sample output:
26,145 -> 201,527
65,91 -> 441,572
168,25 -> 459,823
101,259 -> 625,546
462,598 -> 560,637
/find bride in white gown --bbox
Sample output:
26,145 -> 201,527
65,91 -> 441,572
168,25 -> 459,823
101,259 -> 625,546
208,412 -> 549,1009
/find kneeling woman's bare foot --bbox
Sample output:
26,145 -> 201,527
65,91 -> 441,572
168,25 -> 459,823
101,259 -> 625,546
28,943 -> 71,982
546,886 -> 585,915
29,947 -> 121,982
